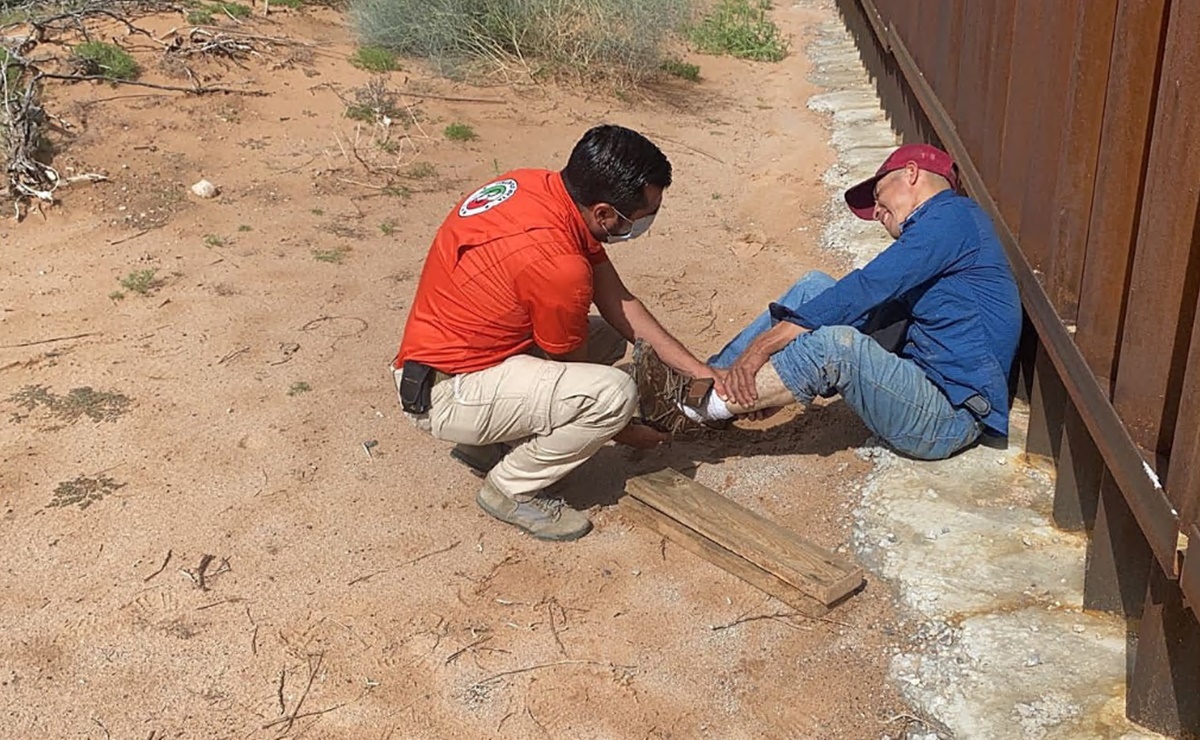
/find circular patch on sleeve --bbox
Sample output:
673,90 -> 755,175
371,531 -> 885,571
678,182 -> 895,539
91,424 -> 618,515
459,179 -> 519,217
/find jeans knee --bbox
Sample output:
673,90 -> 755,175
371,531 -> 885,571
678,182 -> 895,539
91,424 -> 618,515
806,325 -> 866,387
812,325 -> 862,351
783,271 -> 837,305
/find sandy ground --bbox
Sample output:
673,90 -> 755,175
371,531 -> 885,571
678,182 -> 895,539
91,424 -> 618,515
1,4 -> 914,738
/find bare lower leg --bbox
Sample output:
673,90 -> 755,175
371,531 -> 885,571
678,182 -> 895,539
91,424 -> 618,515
725,362 -> 796,414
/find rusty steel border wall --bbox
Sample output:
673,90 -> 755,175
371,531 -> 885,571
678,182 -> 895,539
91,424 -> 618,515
832,0 -> 1200,735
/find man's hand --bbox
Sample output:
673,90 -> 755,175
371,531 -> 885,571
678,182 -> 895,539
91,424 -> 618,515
724,349 -> 769,408
691,365 -> 729,401
717,321 -> 805,408
613,421 -> 670,449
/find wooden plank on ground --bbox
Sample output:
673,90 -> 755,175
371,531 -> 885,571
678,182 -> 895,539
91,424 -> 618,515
624,469 -> 864,606
620,497 -> 832,617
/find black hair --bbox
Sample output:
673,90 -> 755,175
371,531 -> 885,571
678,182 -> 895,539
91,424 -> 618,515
561,124 -> 672,214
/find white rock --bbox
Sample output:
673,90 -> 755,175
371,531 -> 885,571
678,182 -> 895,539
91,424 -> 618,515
191,179 -> 219,198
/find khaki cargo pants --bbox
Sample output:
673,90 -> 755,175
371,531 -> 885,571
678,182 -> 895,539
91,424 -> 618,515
395,318 -> 636,497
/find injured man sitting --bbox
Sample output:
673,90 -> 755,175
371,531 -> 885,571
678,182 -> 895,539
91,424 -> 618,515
632,143 -> 1022,461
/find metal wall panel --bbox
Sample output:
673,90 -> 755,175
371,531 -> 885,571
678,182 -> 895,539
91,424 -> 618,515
1074,0 -> 1169,395
1046,0 -> 1120,322
979,0 -> 1017,191
953,1 -> 990,171
1016,0 -> 1078,275
996,0 -> 1048,234
1111,0 -> 1200,465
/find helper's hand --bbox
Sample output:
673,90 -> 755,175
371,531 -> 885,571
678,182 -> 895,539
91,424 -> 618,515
725,349 -> 769,408
613,420 -> 670,449
691,365 -> 729,401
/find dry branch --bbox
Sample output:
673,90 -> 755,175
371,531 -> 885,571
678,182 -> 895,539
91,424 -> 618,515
143,549 -> 172,582
35,72 -> 266,95
1,331 -> 101,348
0,2 -> 275,216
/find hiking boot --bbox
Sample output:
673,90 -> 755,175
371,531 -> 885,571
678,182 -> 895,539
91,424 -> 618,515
450,442 -> 513,477
631,340 -> 728,433
475,479 -> 592,542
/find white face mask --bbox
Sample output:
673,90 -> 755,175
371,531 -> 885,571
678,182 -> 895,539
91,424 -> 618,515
604,207 -> 656,242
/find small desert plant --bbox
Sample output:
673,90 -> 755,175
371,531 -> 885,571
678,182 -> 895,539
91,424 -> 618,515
187,2 -> 252,23
49,474 -> 124,509
312,247 -> 347,263
689,0 -> 789,62
204,234 -> 226,247
288,381 -> 312,396
444,122 -> 476,141
10,385 -> 132,424
406,161 -> 437,179
219,1 -> 254,16
350,45 -> 398,72
344,79 -> 403,123
72,41 -> 139,79
189,1 -> 253,22
660,57 -> 700,81
118,268 -> 160,295
379,220 -> 396,235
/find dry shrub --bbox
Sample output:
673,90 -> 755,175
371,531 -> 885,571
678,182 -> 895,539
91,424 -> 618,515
349,0 -> 693,85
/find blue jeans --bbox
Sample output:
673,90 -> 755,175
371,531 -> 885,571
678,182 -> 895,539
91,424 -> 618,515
709,271 -> 981,460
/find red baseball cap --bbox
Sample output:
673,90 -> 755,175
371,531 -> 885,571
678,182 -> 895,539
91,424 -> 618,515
844,144 -> 959,220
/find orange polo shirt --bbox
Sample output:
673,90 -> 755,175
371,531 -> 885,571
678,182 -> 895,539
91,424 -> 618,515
395,169 -> 609,374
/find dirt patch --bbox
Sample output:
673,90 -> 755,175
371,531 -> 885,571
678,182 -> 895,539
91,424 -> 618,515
0,3 -> 911,738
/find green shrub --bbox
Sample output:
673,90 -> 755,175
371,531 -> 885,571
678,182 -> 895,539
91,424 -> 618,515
444,122 -> 477,141
660,57 -> 700,81
406,162 -> 437,179
215,2 -> 254,17
349,45 -> 398,72
1,48 -> 23,96
188,2 -> 253,23
72,41 -> 139,80
118,268 -> 160,295
313,248 -> 347,263
349,0 -> 692,84
689,0 -> 789,62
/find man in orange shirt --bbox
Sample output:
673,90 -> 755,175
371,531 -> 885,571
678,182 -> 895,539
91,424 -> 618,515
394,124 -> 716,541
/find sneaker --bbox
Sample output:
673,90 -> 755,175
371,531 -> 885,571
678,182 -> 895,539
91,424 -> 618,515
450,442 -> 513,477
475,479 -> 592,541
631,340 -> 728,433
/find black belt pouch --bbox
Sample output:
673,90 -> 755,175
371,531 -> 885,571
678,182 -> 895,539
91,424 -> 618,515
399,360 -> 435,414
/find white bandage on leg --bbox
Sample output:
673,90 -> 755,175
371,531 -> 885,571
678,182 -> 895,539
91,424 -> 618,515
704,391 -> 734,420
679,388 -> 734,423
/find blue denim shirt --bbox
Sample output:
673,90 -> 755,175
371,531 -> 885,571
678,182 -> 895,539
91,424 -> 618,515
772,190 -> 1022,435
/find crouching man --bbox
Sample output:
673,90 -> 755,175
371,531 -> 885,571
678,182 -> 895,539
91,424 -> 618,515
393,124 -> 716,541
